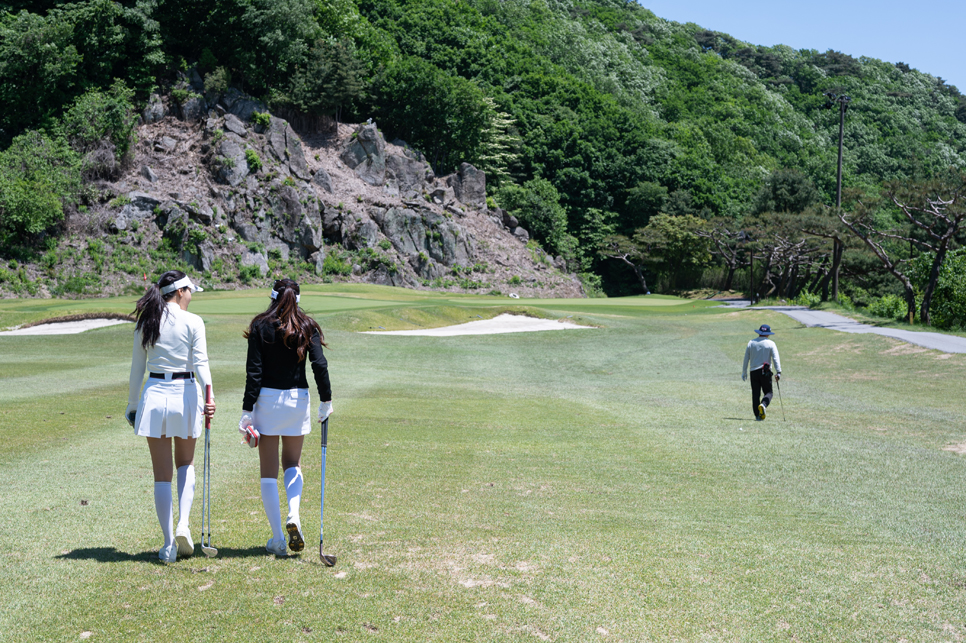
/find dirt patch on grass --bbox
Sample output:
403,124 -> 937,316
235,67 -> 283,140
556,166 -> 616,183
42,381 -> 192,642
942,443 -> 966,455
882,342 -> 929,355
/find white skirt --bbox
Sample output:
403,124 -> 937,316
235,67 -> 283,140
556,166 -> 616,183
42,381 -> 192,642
135,378 -> 202,439
252,387 -> 312,436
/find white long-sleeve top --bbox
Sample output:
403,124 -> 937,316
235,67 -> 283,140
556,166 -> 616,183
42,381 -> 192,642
128,302 -> 212,408
742,337 -> 781,379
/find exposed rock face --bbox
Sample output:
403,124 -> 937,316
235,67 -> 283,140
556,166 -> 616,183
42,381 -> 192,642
266,117 -> 311,180
38,88 -> 584,301
445,163 -> 487,209
370,207 -> 475,268
340,123 -> 386,186
222,88 -> 268,122
181,96 -> 207,122
312,168 -> 333,193
215,138 -> 249,187
143,94 -> 165,124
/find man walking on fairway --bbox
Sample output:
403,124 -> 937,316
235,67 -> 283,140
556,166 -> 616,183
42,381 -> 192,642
742,324 -> 782,420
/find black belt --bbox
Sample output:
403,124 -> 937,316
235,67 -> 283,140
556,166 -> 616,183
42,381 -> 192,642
149,372 -> 194,380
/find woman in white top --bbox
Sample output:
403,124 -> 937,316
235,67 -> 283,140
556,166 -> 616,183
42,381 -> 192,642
127,270 -> 216,563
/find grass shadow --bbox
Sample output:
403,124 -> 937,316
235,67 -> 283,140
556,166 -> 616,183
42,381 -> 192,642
55,547 -> 155,563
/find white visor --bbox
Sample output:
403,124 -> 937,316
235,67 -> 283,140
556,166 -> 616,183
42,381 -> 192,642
160,276 -> 203,295
270,289 -> 300,304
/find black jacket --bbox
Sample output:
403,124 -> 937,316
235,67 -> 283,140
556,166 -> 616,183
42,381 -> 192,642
243,318 -> 331,412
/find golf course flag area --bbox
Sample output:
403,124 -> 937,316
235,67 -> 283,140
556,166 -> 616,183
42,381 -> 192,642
1,285 -> 964,641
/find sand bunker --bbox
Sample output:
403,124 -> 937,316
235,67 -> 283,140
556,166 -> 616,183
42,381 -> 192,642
0,319 -> 133,336
363,313 -> 593,336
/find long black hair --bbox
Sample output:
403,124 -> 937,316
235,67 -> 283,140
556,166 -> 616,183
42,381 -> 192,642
133,270 -> 186,349
244,279 -> 327,359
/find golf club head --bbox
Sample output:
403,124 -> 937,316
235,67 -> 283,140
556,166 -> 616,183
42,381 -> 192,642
201,545 -> 218,558
319,542 -> 336,566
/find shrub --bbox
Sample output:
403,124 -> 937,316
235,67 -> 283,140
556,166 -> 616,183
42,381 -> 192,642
322,252 -> 352,276
867,294 -> 907,321
378,239 -> 392,250
58,80 -> 137,162
508,275 -> 521,285
245,148 -> 262,173
238,264 -> 261,284
204,66 -> 231,96
790,290 -> 821,308
0,130 -> 81,246
251,111 -> 271,128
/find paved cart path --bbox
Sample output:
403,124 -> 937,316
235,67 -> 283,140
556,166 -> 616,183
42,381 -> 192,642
747,304 -> 966,354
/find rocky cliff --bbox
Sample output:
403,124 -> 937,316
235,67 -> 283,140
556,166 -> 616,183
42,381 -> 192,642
10,86 -> 584,299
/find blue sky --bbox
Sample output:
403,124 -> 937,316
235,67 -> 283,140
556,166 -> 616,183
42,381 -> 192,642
639,0 -> 966,91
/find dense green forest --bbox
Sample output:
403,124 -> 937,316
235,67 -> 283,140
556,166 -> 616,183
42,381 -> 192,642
2,0 -> 965,325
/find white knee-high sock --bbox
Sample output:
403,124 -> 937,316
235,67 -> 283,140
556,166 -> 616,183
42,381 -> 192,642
283,467 -> 302,522
154,482 -> 174,547
176,465 -> 195,530
260,478 -> 284,540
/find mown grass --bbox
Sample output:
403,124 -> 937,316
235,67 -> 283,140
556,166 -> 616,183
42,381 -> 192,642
1,287 -> 964,641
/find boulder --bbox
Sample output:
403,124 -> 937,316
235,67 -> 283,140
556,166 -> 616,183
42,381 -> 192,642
155,136 -> 177,154
143,94 -> 165,124
180,95 -> 207,122
140,165 -> 158,183
430,186 -> 456,205
312,167 -> 333,193
512,226 -> 530,242
215,139 -> 249,187
307,249 -> 326,275
367,264 -> 407,288
456,163 -> 487,209
126,191 -> 163,213
184,240 -> 216,273
265,117 -> 311,181
222,88 -> 268,122
241,249 -> 269,276
386,153 -> 430,194
181,201 -> 214,225
224,113 -> 247,137
108,211 -> 129,234
340,123 -> 386,186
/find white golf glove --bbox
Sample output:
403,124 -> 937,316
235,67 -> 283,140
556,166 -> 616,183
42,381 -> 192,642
776,373 -> 781,382
125,405 -> 137,427
318,401 -> 333,422
238,413 -> 259,448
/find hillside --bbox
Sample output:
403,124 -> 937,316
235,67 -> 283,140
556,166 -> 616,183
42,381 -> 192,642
0,87 -> 582,299
1,0 -> 964,299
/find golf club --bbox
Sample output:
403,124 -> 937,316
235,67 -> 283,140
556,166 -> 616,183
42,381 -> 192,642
776,376 -> 786,422
200,384 -> 218,557
319,417 -> 336,566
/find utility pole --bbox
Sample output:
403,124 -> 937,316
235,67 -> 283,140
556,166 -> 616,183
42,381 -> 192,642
822,92 -> 850,301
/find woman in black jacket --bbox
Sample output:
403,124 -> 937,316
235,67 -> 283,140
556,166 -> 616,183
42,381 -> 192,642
240,279 -> 332,556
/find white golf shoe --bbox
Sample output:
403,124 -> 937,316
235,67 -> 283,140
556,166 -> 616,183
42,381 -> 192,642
159,543 -> 177,564
285,516 -> 305,553
175,525 -> 194,558
266,536 -> 288,557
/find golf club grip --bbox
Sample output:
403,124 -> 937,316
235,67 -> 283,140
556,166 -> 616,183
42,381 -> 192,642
205,384 -> 212,430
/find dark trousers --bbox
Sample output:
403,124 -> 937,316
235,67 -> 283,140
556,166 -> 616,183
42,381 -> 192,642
750,368 -> 773,418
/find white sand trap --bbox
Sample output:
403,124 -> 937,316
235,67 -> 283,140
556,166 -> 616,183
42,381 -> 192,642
0,319 -> 133,336
363,313 -> 594,336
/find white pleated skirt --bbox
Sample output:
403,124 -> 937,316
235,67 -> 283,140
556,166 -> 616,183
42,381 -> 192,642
252,387 -> 312,436
135,378 -> 202,439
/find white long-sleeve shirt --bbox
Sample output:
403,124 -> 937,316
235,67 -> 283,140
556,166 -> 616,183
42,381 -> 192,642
128,302 -> 212,408
742,337 -> 781,379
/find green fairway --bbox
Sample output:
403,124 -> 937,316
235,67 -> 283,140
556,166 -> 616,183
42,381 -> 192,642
1,287 -> 964,642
